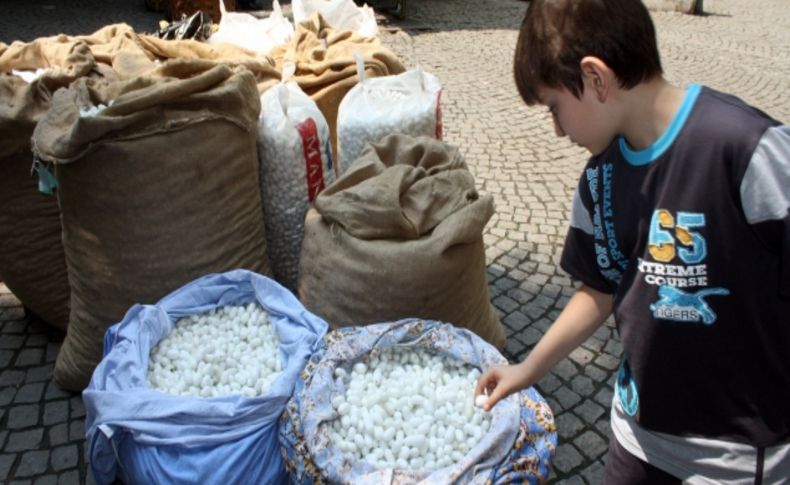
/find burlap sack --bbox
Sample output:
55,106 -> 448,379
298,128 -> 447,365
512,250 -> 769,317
31,61 -> 271,391
0,38 -> 111,331
298,134 -> 505,348
269,14 -> 406,168
135,34 -> 281,92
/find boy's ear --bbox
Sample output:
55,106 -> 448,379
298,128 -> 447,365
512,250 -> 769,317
580,56 -> 612,102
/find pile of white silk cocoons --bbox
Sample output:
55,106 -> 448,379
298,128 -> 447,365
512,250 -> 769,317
147,303 -> 282,398
327,347 -> 493,471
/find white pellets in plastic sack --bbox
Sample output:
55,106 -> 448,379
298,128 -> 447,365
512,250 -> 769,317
337,65 -> 442,174
257,79 -> 335,290
326,347 -> 492,471
147,303 -> 283,398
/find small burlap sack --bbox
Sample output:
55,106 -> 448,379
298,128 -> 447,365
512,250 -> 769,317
298,134 -> 505,348
269,13 -> 406,168
32,61 -> 271,391
0,37 -> 112,331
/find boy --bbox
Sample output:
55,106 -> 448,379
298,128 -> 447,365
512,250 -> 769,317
475,0 -> 790,483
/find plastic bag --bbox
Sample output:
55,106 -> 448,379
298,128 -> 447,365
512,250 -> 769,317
257,66 -> 335,290
279,319 -> 556,484
292,0 -> 378,37
84,269 -> 328,485
337,58 -> 442,173
208,0 -> 293,54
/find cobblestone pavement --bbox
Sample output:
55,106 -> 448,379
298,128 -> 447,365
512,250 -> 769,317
1,0 -> 789,483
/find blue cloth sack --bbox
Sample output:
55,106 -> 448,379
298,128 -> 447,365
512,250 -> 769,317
83,269 -> 328,485
279,319 -> 556,484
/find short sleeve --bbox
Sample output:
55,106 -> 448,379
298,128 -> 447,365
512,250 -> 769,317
559,185 -> 617,295
740,125 -> 790,297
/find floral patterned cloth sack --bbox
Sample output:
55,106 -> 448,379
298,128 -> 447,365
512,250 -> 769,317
279,319 -> 556,484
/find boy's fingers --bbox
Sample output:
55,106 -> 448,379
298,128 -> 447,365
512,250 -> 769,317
483,385 -> 506,411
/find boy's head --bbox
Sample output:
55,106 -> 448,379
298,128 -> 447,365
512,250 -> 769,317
514,0 -> 663,106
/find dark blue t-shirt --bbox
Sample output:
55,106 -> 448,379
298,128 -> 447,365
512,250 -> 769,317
561,84 -> 790,446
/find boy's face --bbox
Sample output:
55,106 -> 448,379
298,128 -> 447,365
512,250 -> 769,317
537,84 -> 615,156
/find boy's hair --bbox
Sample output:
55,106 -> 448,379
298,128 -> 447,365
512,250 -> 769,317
514,0 -> 663,105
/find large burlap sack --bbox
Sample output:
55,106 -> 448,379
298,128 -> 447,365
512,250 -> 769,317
269,14 -> 406,168
31,61 -> 271,391
0,37 -> 111,331
298,134 -> 505,348
279,320 -> 556,484
135,33 -> 282,92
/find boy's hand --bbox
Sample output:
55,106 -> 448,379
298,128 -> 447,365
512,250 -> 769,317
474,363 -> 527,412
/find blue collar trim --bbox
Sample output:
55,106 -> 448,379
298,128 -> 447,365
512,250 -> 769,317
619,84 -> 702,166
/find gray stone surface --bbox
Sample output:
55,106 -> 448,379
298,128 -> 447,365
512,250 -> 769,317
0,0 -> 788,483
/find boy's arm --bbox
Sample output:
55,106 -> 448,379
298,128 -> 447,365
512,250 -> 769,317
475,283 -> 613,411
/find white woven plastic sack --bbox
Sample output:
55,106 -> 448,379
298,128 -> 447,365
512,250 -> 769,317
208,0 -> 293,55
258,75 -> 335,290
337,62 -> 442,174
292,0 -> 378,38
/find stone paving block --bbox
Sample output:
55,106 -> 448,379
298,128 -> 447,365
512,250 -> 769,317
492,295 -> 519,314
13,384 -> 45,404
595,419 -> 613,440
552,443 -> 584,474
536,373 -> 561,394
25,366 -> 54,384
0,387 -> 17,406
16,348 -> 44,367
502,311 -> 530,333
25,334 -> 50,347
0,336 -> 25,350
43,402 -> 69,427
531,317 -> 552,333
0,350 -> 13,367
0,430 -> 7,449
580,460 -> 606,484
516,326 -> 543,347
0,453 -> 16,480
68,398 -> 85,419
594,354 -> 620,371
44,383 -> 70,401
555,476 -> 585,485
568,347 -> 595,366
503,338 -> 526,362
8,404 -> 39,429
45,344 -> 60,364
574,399 -> 607,425
2,321 -> 28,333
554,386 -> 582,410
594,386 -> 615,409
34,476 -> 58,485
583,364 -> 610,384
15,450 -> 49,477
570,375 -> 594,396
555,411 -> 585,441
68,421 -> 84,442
580,336 -> 604,353
48,425 -> 68,447
51,445 -> 78,472
57,470 -> 80,485
574,430 -> 609,460
603,339 -> 623,356
0,307 -> 26,320
552,359 -> 579,381
6,429 -> 44,452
